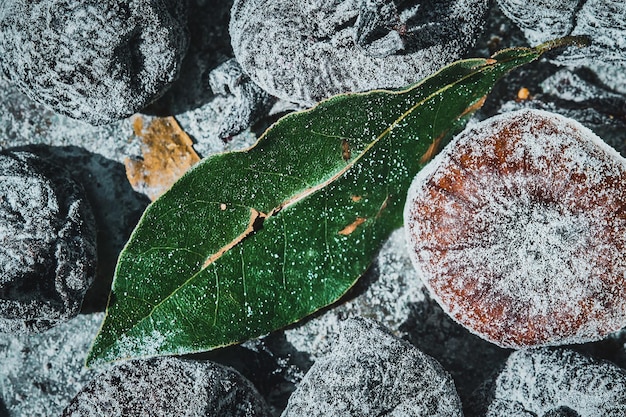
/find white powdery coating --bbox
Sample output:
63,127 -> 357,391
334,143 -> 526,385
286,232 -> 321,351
230,0 -> 488,105
0,156 -> 62,274
586,61 -> 626,95
0,75 -> 259,168
282,317 -> 463,417
0,0 -> 189,125
62,356 -> 272,417
480,348 -> 626,417
175,59 -> 269,156
404,109 -> 626,348
0,313 -> 105,417
562,0 -> 626,63
0,151 -> 97,333
497,0 -> 626,93
0,174 -> 57,281
538,69 -> 626,104
495,0 -> 576,45
0,77 -> 141,162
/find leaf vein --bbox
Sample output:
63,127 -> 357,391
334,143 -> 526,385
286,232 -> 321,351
244,167 -> 312,188
281,216 -> 288,291
213,265 -> 220,327
135,247 -> 205,260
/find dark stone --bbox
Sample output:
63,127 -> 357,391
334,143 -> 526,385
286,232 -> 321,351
150,0 -> 274,151
0,150 -> 96,333
9,145 -> 151,313
207,58 -> 275,139
0,0 -> 190,125
496,0 -> 626,94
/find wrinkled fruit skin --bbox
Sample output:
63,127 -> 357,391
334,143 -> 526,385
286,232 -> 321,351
282,317 -> 463,417
467,348 -> 626,417
0,150 -> 97,333
0,0 -> 189,125
230,0 -> 488,105
497,0 -> 626,93
404,109 -> 626,349
62,357 -> 272,417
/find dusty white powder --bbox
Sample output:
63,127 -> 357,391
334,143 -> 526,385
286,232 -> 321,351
497,0 -> 626,93
62,356 -> 272,416
0,75 -> 257,166
469,348 -> 626,417
0,151 -> 97,333
0,176 -> 56,278
404,109 -> 626,348
282,318 -> 463,417
0,76 -> 141,162
230,0 -> 488,105
0,313 -> 105,417
0,0 -> 189,125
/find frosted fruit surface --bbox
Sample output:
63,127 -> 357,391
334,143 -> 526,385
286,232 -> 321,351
404,109 -> 626,348
0,151 -> 96,333
0,0 -> 189,125
468,348 -> 626,417
282,317 -> 463,417
230,0 -> 488,105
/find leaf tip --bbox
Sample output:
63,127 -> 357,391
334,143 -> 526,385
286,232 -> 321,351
536,35 -> 591,53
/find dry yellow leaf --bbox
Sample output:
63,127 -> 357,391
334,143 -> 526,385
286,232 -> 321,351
125,116 -> 201,201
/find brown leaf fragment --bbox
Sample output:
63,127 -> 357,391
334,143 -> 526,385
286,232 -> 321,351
351,195 -> 362,202
125,116 -> 201,201
341,139 -> 351,162
420,132 -> 446,165
338,217 -> 367,236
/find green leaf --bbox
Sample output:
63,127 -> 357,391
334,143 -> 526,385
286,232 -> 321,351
87,38 -> 585,367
